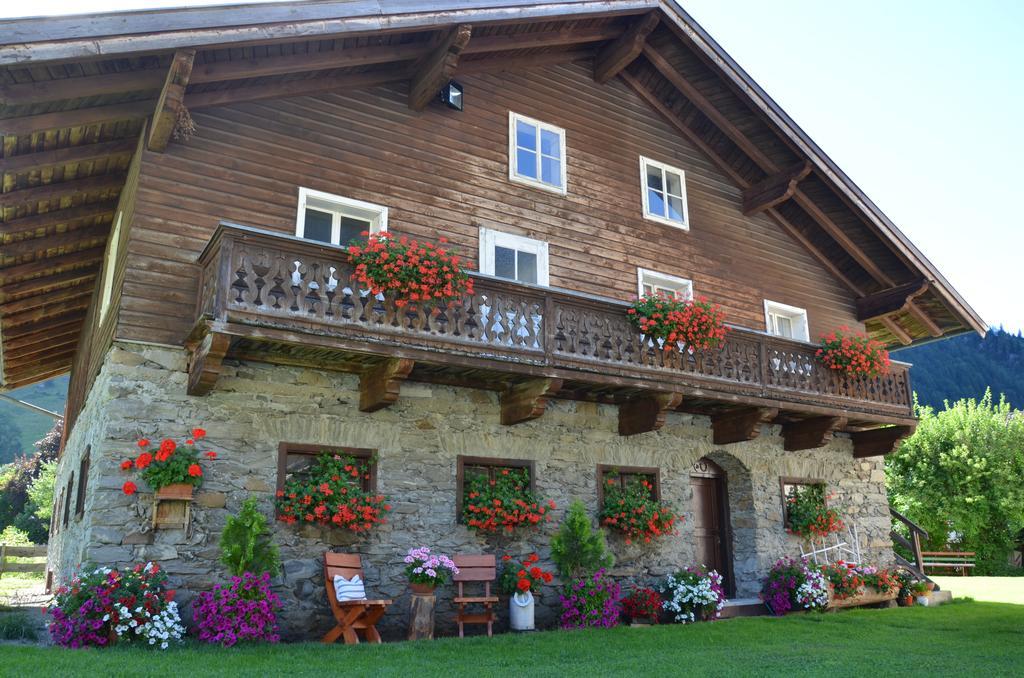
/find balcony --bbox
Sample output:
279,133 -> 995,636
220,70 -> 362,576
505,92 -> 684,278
188,223 -> 915,457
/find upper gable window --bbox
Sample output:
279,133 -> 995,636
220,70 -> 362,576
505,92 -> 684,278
764,300 -> 810,342
295,188 -> 387,247
640,156 -> 689,229
479,228 -> 549,286
638,268 -> 693,301
509,112 -> 566,194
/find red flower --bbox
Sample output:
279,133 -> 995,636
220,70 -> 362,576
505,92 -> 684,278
137,438 -> 150,448
120,459 -> 133,471
187,464 -> 202,477
135,452 -> 153,469
122,481 -> 137,496
158,439 -> 176,456
517,578 -> 531,592
204,451 -> 217,460
192,428 -> 206,439
502,555 -> 513,561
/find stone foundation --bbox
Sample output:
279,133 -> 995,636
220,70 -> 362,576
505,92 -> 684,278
50,341 -> 894,640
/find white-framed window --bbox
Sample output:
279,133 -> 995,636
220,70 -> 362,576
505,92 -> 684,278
637,268 -> 693,300
764,300 -> 810,342
478,228 -> 549,286
98,211 -> 123,325
295,187 -> 387,246
508,112 -> 567,195
639,156 -> 689,229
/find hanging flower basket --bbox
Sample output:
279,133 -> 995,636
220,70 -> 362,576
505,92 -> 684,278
346,232 -> 474,309
626,294 -> 728,352
816,327 -> 890,377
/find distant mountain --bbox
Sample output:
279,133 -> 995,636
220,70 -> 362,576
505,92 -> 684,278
894,327 -> 1024,411
0,375 -> 68,464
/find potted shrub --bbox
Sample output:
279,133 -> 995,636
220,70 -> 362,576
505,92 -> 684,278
911,580 -> 930,606
47,562 -> 184,649
274,452 -> 391,533
498,553 -> 553,631
599,474 -> 681,545
119,428 -> 213,500
816,326 -> 890,377
346,232 -> 474,310
627,294 -> 728,353
661,567 -> 726,623
403,547 -> 458,595
760,557 -> 828,615
894,568 -> 916,606
784,483 -> 844,539
622,586 -> 662,626
462,466 -> 556,536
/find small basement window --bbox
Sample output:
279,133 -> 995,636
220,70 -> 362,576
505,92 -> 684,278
640,156 -> 689,229
597,464 -> 660,506
295,188 -> 387,246
509,112 -> 566,194
780,477 -> 827,528
75,447 -> 90,520
479,228 -> 549,286
638,268 -> 693,300
276,443 -> 376,497
456,455 -> 535,524
764,300 -> 810,342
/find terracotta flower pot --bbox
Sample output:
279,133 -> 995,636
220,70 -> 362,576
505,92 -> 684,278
901,595 -> 914,607
925,582 -> 935,592
155,483 -> 195,500
410,582 -> 436,595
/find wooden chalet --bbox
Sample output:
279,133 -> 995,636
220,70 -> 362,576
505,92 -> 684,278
1,0 -> 985,635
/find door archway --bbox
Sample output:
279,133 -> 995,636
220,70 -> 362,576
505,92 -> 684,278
690,457 -> 735,597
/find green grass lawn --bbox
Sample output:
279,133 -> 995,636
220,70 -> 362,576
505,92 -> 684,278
932,577 -> 1024,605
1,601 -> 1022,677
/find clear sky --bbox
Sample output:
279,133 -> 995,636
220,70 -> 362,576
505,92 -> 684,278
4,0 -> 1021,332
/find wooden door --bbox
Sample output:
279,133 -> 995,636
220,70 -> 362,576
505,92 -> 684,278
691,459 -> 733,596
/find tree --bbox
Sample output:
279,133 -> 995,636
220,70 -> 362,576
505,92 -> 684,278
886,391 -> 1024,574
550,499 -> 614,581
27,461 -> 57,522
0,415 -> 24,465
220,497 -> 281,577
0,419 -> 62,542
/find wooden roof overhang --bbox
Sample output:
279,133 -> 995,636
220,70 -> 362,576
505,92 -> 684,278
0,0 -> 985,390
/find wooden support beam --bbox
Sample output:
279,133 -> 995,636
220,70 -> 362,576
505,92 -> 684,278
594,11 -> 659,84
358,358 -> 414,412
465,24 -> 621,54
1,200 -> 118,239
855,280 -> 929,321
5,353 -> 75,382
906,301 -> 943,337
185,67 -> 409,109
500,378 -> 563,426
148,49 -> 196,152
408,24 -> 472,111
742,161 -> 812,215
852,425 -> 915,458
0,174 -> 126,209
782,416 -> 847,451
0,286 -> 92,316
618,391 -> 682,436
1,294 -> 91,329
1,139 -> 138,175
879,315 -> 913,346
0,101 -> 153,137
2,364 -> 73,391
460,48 -> 596,75
0,267 -> 98,302
0,246 -> 105,285
0,70 -> 165,106
1,316 -> 85,351
1,222 -> 108,259
190,43 -> 425,84
711,407 -> 778,445
187,332 -> 232,396
3,333 -> 80,363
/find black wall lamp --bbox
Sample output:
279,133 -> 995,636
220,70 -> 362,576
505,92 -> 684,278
440,80 -> 464,111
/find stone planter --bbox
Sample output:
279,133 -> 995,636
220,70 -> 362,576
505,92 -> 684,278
827,585 -> 898,610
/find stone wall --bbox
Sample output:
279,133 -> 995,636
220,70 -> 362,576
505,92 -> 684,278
51,341 -> 894,640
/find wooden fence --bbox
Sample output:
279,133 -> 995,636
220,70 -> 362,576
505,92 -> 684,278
0,544 -> 47,578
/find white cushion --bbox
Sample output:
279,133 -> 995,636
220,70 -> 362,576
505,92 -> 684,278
333,574 -> 367,602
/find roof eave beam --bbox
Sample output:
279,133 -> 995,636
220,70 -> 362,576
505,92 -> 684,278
593,11 -> 659,84
408,24 -> 472,111
148,48 -> 196,152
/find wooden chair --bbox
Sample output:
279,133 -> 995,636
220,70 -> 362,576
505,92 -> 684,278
452,554 -> 499,638
322,552 -> 392,644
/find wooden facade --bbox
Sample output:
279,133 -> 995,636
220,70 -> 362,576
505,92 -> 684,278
0,1 -> 985,452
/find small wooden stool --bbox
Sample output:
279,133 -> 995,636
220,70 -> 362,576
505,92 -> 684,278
452,554 -> 499,637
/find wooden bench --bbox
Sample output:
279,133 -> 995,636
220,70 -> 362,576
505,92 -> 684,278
0,544 -> 47,579
452,554 -> 499,638
322,552 -> 392,644
921,551 -> 976,575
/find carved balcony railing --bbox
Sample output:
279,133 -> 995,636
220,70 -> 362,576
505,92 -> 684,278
192,223 -> 914,423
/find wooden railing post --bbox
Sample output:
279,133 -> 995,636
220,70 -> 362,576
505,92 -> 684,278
912,530 -> 924,574
543,292 -> 555,365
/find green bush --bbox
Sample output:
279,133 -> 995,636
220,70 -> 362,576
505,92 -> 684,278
0,611 -> 38,641
550,499 -> 613,580
220,497 -> 281,577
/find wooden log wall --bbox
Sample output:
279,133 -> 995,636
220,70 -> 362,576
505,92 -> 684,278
120,61 -> 860,348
